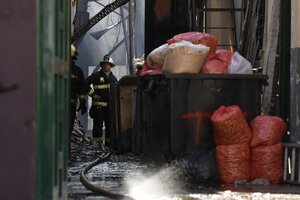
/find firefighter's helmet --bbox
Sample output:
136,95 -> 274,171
100,54 -> 115,67
71,44 -> 78,59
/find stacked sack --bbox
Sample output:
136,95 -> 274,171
211,105 -> 287,184
250,115 -> 287,184
210,105 -> 252,183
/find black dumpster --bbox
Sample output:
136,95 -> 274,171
132,74 -> 268,160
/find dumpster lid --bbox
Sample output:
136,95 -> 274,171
142,73 -> 268,85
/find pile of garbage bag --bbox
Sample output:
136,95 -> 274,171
143,31 -> 253,76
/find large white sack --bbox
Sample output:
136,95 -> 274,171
163,41 -> 210,74
146,43 -> 168,69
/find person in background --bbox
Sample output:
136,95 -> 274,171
85,54 -> 118,146
70,44 -> 87,135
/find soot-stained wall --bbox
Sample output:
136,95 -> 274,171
0,1 -> 36,199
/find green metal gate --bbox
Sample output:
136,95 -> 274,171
36,0 -> 70,199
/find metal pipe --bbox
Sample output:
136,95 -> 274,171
128,0 -> 135,74
120,6 -> 130,75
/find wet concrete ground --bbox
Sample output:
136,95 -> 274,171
68,128 -> 300,200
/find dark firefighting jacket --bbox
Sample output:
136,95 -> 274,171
85,69 -> 117,107
71,61 -> 86,105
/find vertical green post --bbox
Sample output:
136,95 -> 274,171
36,0 -> 70,199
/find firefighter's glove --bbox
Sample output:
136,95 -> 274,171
92,94 -> 101,101
77,103 -> 87,115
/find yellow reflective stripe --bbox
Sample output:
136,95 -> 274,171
94,84 -> 110,89
94,137 -> 103,142
70,99 -> 77,103
92,101 -> 108,106
79,94 -> 85,99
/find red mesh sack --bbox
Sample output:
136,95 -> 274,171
211,105 -> 251,145
140,62 -> 162,77
216,143 -> 250,183
167,32 -> 218,60
200,59 -> 227,74
250,115 -> 287,148
251,143 -> 283,184
215,49 -> 234,67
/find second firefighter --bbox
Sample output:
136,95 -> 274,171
70,44 -> 87,132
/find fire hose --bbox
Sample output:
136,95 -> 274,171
80,151 -> 134,200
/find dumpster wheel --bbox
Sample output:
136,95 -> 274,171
80,150 -> 134,200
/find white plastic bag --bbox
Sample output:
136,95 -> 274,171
228,52 -> 253,74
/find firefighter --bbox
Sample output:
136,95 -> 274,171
70,44 -> 87,133
85,54 -> 118,145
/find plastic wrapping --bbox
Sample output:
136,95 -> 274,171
227,52 -> 253,74
216,143 -> 251,183
251,143 -> 283,184
178,149 -> 219,183
250,115 -> 287,147
211,105 -> 252,145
